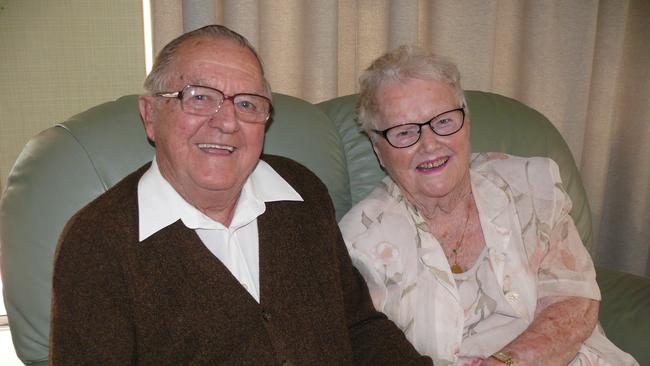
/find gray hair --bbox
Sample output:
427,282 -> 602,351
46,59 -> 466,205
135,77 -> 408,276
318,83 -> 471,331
143,24 -> 271,97
358,45 -> 466,133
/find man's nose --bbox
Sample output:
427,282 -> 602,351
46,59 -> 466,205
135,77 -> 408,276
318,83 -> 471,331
207,99 -> 240,132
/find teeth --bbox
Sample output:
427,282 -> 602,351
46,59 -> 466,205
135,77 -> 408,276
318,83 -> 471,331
197,143 -> 234,152
419,157 -> 447,169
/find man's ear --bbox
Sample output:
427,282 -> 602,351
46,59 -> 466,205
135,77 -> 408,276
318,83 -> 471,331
139,95 -> 157,142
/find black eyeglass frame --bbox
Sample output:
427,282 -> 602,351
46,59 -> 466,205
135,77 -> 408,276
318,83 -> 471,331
155,84 -> 273,123
372,106 -> 466,149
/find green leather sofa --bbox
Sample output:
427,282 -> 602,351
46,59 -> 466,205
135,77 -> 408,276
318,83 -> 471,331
1,91 -> 648,365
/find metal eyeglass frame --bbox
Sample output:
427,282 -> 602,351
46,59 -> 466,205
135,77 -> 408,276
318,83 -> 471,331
155,84 -> 273,123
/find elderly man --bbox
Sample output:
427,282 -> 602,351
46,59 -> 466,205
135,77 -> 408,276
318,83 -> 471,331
49,25 -> 430,365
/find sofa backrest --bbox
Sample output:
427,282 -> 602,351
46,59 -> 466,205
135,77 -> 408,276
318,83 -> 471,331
0,91 -> 591,364
317,92 -> 592,246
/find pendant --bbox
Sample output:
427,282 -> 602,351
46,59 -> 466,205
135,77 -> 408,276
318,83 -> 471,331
451,263 -> 464,274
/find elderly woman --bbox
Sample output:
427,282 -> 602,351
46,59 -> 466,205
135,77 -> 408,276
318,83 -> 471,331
339,45 -> 637,366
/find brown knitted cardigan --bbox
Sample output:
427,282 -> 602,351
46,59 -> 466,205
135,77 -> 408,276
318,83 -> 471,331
50,155 -> 431,365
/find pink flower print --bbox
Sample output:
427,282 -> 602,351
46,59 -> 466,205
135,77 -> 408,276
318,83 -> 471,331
560,248 -> 576,270
373,241 -> 400,266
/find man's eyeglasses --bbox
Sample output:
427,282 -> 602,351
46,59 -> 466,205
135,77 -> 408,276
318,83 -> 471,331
155,84 -> 273,124
372,107 -> 466,148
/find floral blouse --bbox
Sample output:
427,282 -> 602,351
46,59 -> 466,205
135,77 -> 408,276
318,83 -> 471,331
339,153 -> 637,366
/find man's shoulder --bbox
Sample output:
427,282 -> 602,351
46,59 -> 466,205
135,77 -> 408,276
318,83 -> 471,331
261,154 -> 316,176
261,154 -> 326,196
64,163 -> 150,235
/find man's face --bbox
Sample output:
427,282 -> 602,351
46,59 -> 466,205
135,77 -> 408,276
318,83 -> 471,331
139,37 -> 268,210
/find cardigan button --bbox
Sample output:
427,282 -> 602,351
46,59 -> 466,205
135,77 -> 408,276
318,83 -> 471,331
262,310 -> 272,322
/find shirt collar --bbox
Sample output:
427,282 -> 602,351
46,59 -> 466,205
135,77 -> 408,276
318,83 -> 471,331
137,158 -> 303,241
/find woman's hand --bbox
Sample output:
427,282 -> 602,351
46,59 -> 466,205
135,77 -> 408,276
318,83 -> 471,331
479,357 -> 505,366
459,357 -> 485,366
481,296 -> 599,366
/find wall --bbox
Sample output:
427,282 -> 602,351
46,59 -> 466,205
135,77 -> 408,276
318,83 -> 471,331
0,0 -> 146,190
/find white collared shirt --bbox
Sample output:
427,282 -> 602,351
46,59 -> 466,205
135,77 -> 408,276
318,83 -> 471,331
138,158 -> 303,302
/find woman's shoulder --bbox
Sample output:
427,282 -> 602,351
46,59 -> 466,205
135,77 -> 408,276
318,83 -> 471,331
471,152 -> 563,199
339,177 -> 412,238
472,152 -> 559,173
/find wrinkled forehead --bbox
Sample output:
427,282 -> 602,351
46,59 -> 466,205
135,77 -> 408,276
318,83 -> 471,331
378,78 -> 459,107
374,78 -> 462,125
169,37 -> 265,88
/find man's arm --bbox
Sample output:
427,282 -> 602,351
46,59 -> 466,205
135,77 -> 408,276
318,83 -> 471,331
50,216 -> 136,365
262,155 -> 429,364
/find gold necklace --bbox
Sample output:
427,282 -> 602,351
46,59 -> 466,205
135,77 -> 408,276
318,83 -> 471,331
450,200 -> 471,274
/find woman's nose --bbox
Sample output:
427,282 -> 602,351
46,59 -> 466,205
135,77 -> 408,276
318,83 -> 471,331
418,124 -> 440,150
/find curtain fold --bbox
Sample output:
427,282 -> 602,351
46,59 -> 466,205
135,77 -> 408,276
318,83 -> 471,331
589,0 -> 650,275
153,0 -> 650,277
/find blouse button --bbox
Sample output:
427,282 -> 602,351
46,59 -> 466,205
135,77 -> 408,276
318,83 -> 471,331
505,291 -> 519,301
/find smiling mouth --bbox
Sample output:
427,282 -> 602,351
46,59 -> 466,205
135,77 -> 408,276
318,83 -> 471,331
196,143 -> 235,153
417,157 -> 449,170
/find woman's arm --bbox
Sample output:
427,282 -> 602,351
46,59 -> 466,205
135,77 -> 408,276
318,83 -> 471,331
481,159 -> 601,365
481,296 -> 599,366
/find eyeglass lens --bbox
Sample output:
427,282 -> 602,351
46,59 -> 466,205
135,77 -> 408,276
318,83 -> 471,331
385,109 -> 464,148
181,85 -> 271,123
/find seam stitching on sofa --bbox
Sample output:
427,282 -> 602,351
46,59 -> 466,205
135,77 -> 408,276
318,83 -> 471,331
54,123 -> 109,191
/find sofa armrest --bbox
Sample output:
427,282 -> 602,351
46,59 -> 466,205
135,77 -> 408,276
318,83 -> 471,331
596,266 -> 650,365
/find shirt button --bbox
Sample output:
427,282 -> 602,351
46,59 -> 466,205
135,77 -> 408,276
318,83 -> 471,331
505,291 -> 519,301
262,310 -> 272,322
282,360 -> 293,366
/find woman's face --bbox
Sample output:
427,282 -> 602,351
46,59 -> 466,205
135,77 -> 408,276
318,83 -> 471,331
372,78 -> 471,206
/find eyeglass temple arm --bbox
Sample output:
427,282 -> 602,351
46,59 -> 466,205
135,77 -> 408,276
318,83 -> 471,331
155,91 -> 180,98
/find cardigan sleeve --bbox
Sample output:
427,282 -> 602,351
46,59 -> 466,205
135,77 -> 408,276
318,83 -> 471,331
50,212 -> 136,365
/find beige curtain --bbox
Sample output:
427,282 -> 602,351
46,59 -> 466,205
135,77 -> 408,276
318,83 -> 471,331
150,0 -> 650,277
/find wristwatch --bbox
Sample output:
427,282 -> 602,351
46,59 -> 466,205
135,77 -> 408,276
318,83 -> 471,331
491,351 -> 515,365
